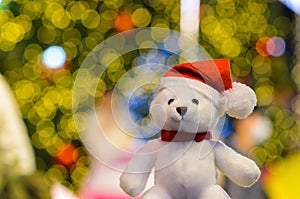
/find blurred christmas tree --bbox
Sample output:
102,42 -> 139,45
199,0 -> 299,168
0,0 -> 298,195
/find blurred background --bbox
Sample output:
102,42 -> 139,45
0,0 -> 300,198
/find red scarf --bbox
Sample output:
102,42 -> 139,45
160,130 -> 212,142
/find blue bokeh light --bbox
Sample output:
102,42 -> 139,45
42,46 -> 66,69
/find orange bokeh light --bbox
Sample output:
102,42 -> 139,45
56,144 -> 78,167
255,37 -> 270,57
114,12 -> 135,32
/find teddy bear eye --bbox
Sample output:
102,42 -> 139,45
168,98 -> 175,105
192,98 -> 199,105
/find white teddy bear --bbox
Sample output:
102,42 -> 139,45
120,59 -> 261,199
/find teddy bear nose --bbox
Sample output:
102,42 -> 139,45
176,106 -> 187,116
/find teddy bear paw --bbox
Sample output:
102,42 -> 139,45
120,173 -> 145,196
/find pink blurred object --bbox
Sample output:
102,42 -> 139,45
80,190 -> 137,199
79,157 -> 142,199
78,92 -> 154,199
51,183 -> 79,199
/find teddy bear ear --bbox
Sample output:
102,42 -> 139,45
223,82 -> 257,119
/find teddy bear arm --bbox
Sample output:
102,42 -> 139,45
213,141 -> 261,187
120,140 -> 158,196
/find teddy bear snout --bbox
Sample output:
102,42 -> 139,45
176,106 -> 188,116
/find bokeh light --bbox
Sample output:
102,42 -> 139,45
266,36 -> 286,57
42,46 -> 67,69
132,8 -> 152,28
56,144 -> 78,168
114,12 -> 135,32
256,37 -> 271,57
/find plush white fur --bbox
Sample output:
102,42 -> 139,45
224,82 -> 257,119
120,83 -> 260,199
0,74 -> 35,175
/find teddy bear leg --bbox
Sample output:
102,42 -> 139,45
141,185 -> 171,199
199,185 -> 230,199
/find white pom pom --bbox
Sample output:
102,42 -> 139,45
224,82 -> 257,119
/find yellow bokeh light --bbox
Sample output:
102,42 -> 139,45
67,1 -> 89,21
231,57 -> 251,76
252,55 -> 272,75
15,14 -> 32,33
273,16 -> 292,36
62,28 -> 82,45
59,88 -> 73,113
98,48 -> 120,65
151,27 -> 170,43
0,38 -> 16,52
51,9 -> 72,29
220,38 -> 241,57
103,10 -> 119,29
21,1 -> 43,20
247,2 -> 267,14
0,10 -> 10,27
107,68 -> 126,83
201,16 -> 219,37
248,14 -> 267,34
135,29 -> 152,47
14,80 -> 41,102
31,132 -> 44,149
62,41 -> 78,59
1,22 -> 25,43
291,65 -> 300,86
264,25 -> 278,37
256,85 -> 274,106
219,18 -> 237,38
44,87 -> 62,106
83,36 -> 98,51
101,9 -> 118,21
235,13 -> 251,33
45,165 -> 67,182
107,57 -> 123,72
171,5 -> 180,23
132,8 -> 152,27
81,9 -> 100,29
88,31 -> 104,44
36,119 -> 55,138
250,147 -> 269,166
216,0 -> 236,17
45,2 -> 64,20
38,27 -> 57,44
71,165 -> 89,184
53,70 -> 73,88
103,0 -> 123,9
58,115 -> 68,132
152,17 -> 170,29
46,135 -> 65,155
23,62 -> 40,80
27,108 -> 40,125
58,115 -> 79,140
95,79 -> 106,99
34,97 -> 57,119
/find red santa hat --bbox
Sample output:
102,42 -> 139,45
159,58 -> 257,119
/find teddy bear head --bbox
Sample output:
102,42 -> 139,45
149,59 -> 257,135
150,83 -> 225,133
